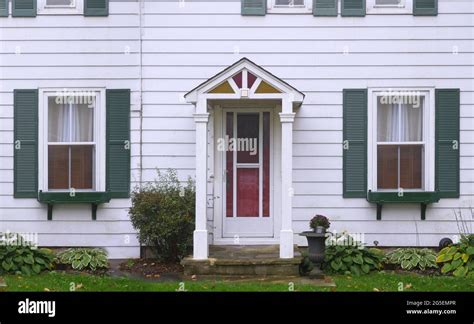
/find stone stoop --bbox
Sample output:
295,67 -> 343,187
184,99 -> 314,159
181,245 -> 302,276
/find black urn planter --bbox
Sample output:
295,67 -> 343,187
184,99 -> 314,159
299,231 -> 327,279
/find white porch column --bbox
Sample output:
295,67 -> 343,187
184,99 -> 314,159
279,102 -> 296,259
193,105 -> 210,260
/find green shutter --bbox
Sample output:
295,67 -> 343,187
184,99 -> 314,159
341,0 -> 365,17
413,0 -> 437,16
0,0 -> 8,17
241,0 -> 266,16
84,0 -> 108,16
343,89 -> 367,198
12,0 -> 36,17
435,89 -> 460,198
106,89 -> 130,198
14,90 -> 38,198
313,0 -> 337,16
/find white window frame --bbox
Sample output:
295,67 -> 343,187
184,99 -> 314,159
37,0 -> 83,15
367,0 -> 413,14
367,88 -> 435,193
267,0 -> 312,14
38,88 -> 106,193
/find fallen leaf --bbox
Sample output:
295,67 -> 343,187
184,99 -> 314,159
151,263 -> 155,266
145,274 -> 152,278
373,288 -> 380,292
191,275 -> 197,280
44,288 -> 50,292
143,263 -> 148,266
404,283 -> 412,290
76,283 -> 83,289
153,274 -> 160,278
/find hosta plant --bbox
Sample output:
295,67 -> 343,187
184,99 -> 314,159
436,234 -> 474,277
385,248 -> 437,271
57,248 -> 109,271
324,236 -> 385,275
0,233 -> 55,276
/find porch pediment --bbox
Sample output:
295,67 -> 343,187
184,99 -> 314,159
184,58 -> 305,104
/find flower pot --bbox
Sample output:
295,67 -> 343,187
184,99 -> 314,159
314,226 -> 326,234
299,231 -> 327,279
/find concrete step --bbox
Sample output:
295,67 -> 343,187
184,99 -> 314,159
181,245 -> 302,276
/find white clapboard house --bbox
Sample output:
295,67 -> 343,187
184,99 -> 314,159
0,0 -> 472,259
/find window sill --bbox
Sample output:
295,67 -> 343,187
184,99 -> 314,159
37,191 -> 111,220
367,190 -> 440,220
37,8 -> 83,15
367,191 -> 440,203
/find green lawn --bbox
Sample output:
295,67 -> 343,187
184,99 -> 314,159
2,271 -> 473,292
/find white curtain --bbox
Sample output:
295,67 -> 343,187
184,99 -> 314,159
71,103 -> 94,142
377,102 -> 422,142
400,103 -> 422,142
48,98 -> 93,142
377,103 -> 398,142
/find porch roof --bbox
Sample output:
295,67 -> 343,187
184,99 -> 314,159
184,57 -> 305,104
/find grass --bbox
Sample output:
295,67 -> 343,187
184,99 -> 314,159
2,271 -> 474,292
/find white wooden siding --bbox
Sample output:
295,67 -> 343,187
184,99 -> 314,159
0,1 -> 141,258
140,0 -> 474,247
0,0 -> 473,257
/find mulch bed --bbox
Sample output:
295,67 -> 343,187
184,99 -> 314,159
119,259 -> 183,278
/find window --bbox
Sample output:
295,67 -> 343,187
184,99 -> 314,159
38,0 -> 83,14
377,98 -> 423,189
367,0 -> 412,14
268,0 -> 312,13
40,90 -> 105,192
375,0 -> 402,6
368,89 -> 434,192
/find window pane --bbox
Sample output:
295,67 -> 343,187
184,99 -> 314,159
375,0 -> 401,5
400,145 -> 423,189
48,99 -> 69,142
71,146 -> 94,189
226,112 -> 233,217
236,114 -> 259,164
46,0 -> 73,6
377,145 -> 398,189
48,145 -> 69,189
72,102 -> 94,142
263,112 -> 270,217
48,97 -> 94,142
275,0 -> 305,6
236,168 -> 259,217
400,100 -> 423,142
377,100 -> 398,142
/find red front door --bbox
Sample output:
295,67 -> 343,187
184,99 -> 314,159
223,110 -> 273,238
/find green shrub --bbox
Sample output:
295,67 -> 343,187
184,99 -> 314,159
385,248 -> 437,271
129,169 -> 195,262
324,234 -> 384,275
57,248 -> 108,271
0,233 -> 55,275
436,234 -> 474,277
